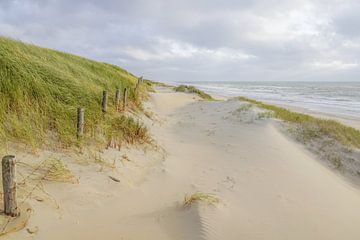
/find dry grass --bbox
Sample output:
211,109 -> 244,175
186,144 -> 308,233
93,152 -> 116,170
43,158 -> 77,183
183,192 -> 220,207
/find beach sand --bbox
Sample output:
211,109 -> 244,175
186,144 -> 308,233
5,87 -> 360,240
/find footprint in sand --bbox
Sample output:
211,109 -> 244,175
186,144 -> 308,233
277,193 -> 294,204
219,176 -> 236,190
205,129 -> 215,136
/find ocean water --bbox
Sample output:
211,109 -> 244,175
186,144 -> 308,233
181,81 -> 360,119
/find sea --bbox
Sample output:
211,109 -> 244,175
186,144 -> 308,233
178,81 -> 360,120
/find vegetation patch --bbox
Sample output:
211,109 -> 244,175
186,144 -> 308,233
237,97 -> 360,149
235,103 -> 253,113
43,158 -> 77,183
0,37 -> 148,150
183,192 -> 220,208
106,115 -> 149,146
144,79 -> 174,88
174,85 -> 214,100
231,103 -> 274,123
256,111 -> 275,120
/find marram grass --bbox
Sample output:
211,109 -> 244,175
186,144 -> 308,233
0,36 -> 148,149
43,158 -> 77,183
183,192 -> 220,207
174,85 -> 214,100
238,97 -> 360,149
143,79 -> 174,88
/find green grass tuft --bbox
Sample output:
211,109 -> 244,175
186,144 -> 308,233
174,85 -> 214,100
107,115 -> 149,145
238,97 -> 360,149
0,36 -> 148,149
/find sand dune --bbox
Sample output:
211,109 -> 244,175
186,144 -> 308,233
5,87 -> 360,239
272,102 -> 360,130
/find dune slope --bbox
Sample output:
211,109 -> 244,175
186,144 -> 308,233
0,37 -> 142,148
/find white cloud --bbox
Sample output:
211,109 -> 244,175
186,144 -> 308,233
310,60 -> 359,70
122,38 -> 255,62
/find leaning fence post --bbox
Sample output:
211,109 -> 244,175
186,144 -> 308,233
2,155 -> 18,217
102,90 -> 108,113
123,88 -> 127,111
77,107 -> 84,138
115,88 -> 121,112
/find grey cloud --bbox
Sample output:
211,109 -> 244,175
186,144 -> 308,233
334,2 -> 360,38
0,0 -> 360,82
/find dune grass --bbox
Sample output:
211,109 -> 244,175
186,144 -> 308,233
174,85 -> 214,100
238,97 -> 360,149
143,79 -> 174,88
236,103 -> 253,113
43,158 -> 77,183
142,79 -> 174,95
0,37 -> 149,150
183,192 -> 220,208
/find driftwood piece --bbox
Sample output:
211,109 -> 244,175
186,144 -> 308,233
108,176 -> 120,182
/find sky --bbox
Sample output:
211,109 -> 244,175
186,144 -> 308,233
1,0 -> 360,82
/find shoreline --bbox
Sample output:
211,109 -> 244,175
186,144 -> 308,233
179,83 -> 360,131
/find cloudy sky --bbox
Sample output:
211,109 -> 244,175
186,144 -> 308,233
1,0 -> 360,82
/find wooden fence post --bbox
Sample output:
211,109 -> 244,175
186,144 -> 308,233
135,76 -> 143,92
77,107 -> 84,138
123,88 -> 127,111
102,90 -> 108,113
2,155 -> 18,217
115,88 -> 121,112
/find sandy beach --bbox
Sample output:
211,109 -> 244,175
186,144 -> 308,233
5,87 -> 360,240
